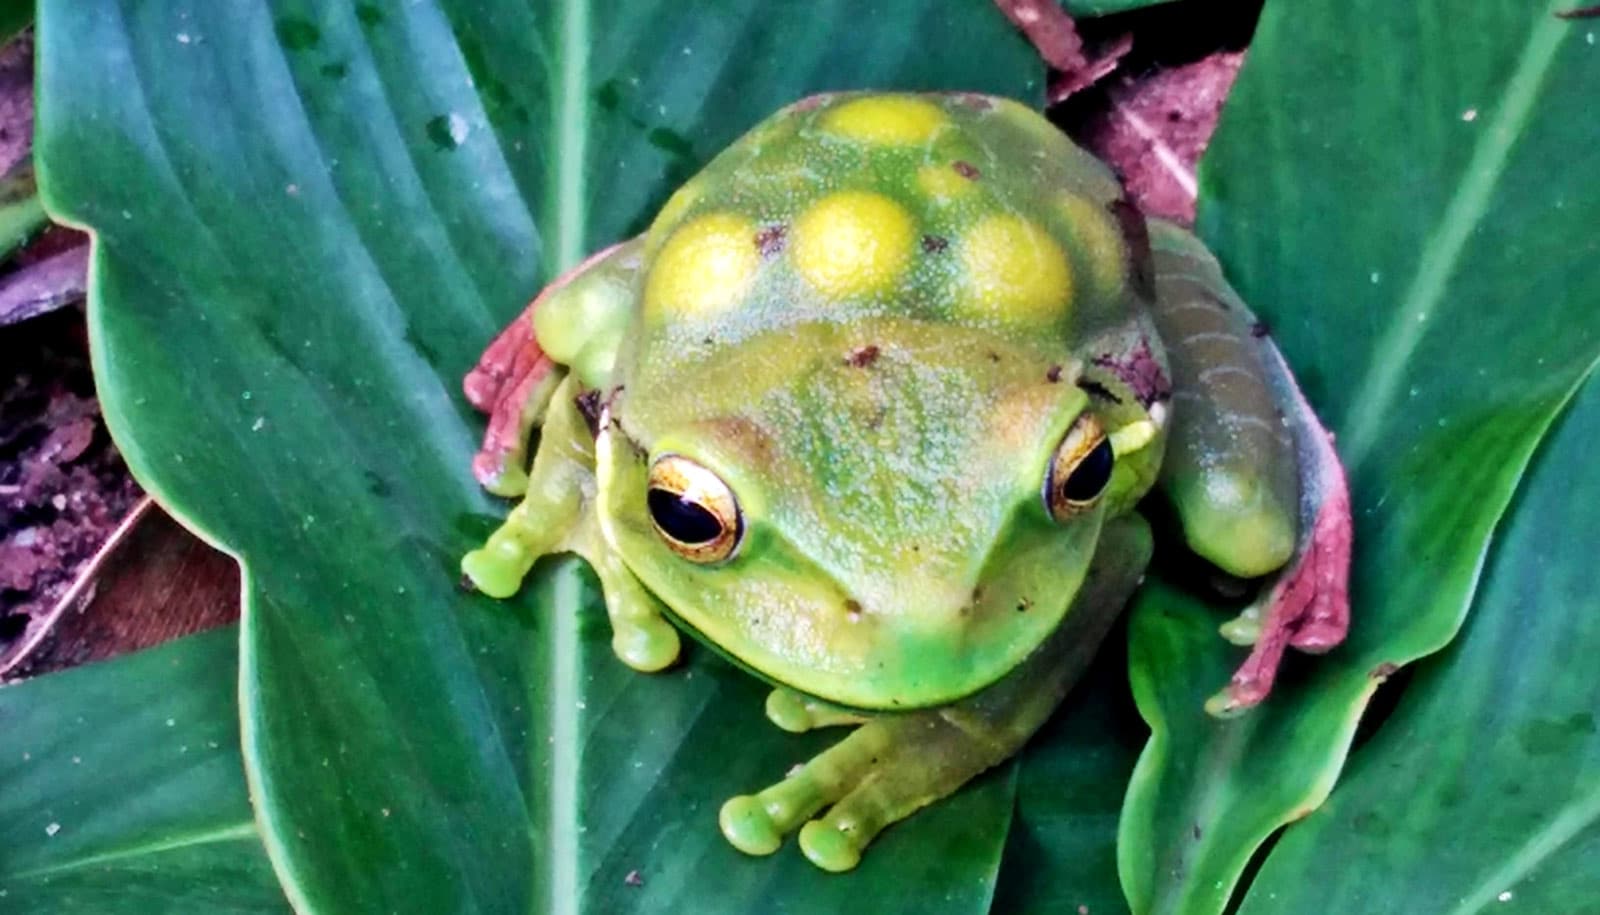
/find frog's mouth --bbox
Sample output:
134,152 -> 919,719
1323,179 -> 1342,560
656,584 -> 1094,713
644,524 -> 1102,711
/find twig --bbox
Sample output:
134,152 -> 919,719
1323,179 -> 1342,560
993,0 -> 1132,103
0,244 -> 89,326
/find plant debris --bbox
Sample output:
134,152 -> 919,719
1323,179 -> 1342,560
1,310 -> 143,670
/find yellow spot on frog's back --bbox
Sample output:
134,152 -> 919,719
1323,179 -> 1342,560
916,164 -> 975,202
819,96 -> 949,146
1058,194 -> 1127,304
644,212 -> 761,317
791,191 -> 916,299
959,214 -> 1073,321
644,178 -> 704,253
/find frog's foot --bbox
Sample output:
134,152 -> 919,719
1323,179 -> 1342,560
462,309 -> 560,497
719,710 -> 1010,872
589,547 -> 680,673
461,491 -> 576,598
463,376 -> 595,598
1208,409 -> 1352,717
764,688 -> 870,733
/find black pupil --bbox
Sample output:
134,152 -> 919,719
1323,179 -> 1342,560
1062,439 -> 1114,502
648,488 -> 725,544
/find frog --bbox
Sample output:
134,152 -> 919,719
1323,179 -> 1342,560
459,92 -> 1351,872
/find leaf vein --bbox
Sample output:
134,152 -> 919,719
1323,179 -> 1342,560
1342,5 -> 1570,467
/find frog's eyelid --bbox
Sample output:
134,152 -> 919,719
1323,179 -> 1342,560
1108,419 -> 1157,457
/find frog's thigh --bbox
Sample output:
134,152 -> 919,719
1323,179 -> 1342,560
462,376 -> 590,598
584,545 -> 681,673
722,516 -> 1151,871
532,238 -> 643,390
1147,219 -> 1297,578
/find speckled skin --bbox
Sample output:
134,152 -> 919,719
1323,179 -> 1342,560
459,92 -> 1312,871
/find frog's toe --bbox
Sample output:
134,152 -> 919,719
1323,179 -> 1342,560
718,795 -> 784,856
461,543 -> 531,599
472,455 -> 530,499
765,688 -> 813,733
611,617 -> 680,672
593,555 -> 683,672
764,688 -> 871,733
798,819 -> 863,873
1218,604 -> 1262,646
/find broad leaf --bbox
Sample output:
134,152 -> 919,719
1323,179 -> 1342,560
992,639 -> 1145,914
1064,0 -> 1178,15
0,629 -> 287,914
1118,2 -> 1600,912
1235,367 -> 1600,911
35,1 -> 1044,913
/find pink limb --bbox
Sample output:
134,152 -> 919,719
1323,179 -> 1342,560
463,243 -> 623,492
1207,342 -> 1352,717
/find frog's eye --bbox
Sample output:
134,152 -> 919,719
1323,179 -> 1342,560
1044,412 -> 1114,522
647,455 -> 743,563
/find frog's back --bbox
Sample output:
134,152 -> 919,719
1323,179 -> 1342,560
634,92 -> 1139,364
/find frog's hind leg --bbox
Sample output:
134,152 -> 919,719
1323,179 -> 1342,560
463,300 -> 563,497
463,240 -> 640,496
1145,218 -> 1351,716
721,516 -> 1151,871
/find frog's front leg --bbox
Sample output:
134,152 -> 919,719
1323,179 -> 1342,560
462,238 -> 678,671
721,516 -> 1151,872
461,373 -> 590,597
1144,218 -> 1351,715
462,372 -> 681,671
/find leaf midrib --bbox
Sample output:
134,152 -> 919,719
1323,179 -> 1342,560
542,4 -> 590,913
551,0 -> 590,274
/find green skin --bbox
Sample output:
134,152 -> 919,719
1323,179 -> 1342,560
461,92 -> 1309,872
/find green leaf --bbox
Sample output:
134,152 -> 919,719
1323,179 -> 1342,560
1118,2 -> 1600,912
35,1 -> 1043,912
993,641 -> 1146,914
1063,0 -> 1178,16
549,564 -> 1018,912
1235,362 -> 1600,912
0,629 -> 287,914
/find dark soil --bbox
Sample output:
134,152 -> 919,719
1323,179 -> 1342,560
0,33 -> 146,675
1062,0 -> 1263,221
0,309 -> 143,659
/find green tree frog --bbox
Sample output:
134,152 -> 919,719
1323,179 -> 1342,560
460,92 -> 1350,872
